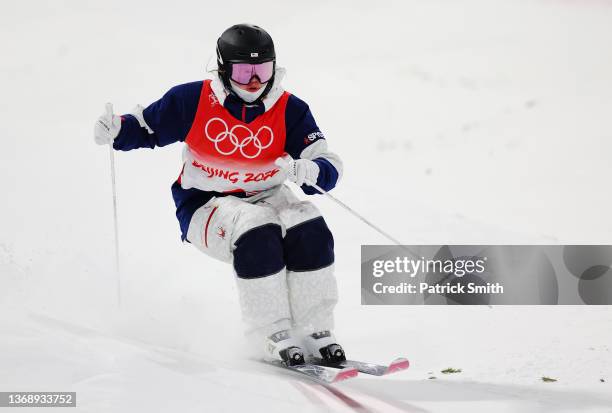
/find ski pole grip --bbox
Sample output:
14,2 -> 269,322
105,102 -> 114,123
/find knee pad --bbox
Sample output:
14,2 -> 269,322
226,198 -> 285,278
234,223 -> 284,278
284,216 -> 334,272
187,196 -> 285,277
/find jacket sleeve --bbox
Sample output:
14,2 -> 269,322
113,81 -> 202,151
284,94 -> 343,195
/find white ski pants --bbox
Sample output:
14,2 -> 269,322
186,184 -> 338,345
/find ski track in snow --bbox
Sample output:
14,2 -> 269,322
3,313 -> 611,413
2,0 -> 612,412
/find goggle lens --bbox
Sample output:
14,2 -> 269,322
230,62 -> 274,85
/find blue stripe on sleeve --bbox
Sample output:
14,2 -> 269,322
301,158 -> 339,195
284,94 -> 325,159
113,81 -> 202,151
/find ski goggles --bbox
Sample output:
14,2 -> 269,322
230,61 -> 274,85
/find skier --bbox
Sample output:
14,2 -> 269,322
94,24 -> 344,366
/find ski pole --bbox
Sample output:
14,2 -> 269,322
106,102 -> 121,306
308,182 -> 405,246
308,182 -> 424,261
275,156 -> 405,245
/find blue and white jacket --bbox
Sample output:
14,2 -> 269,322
113,69 -> 343,240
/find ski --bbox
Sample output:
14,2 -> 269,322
312,357 -> 410,376
265,360 -> 359,383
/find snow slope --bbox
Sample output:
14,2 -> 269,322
1,0 -> 612,412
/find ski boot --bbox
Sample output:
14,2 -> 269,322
264,329 -> 305,366
303,330 -> 346,365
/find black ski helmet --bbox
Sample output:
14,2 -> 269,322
216,24 -> 276,101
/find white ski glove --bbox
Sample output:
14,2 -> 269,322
275,155 -> 320,187
94,103 -> 121,145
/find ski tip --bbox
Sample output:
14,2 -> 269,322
333,367 -> 359,382
385,358 -> 410,375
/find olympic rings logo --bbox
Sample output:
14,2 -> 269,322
204,117 -> 274,159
